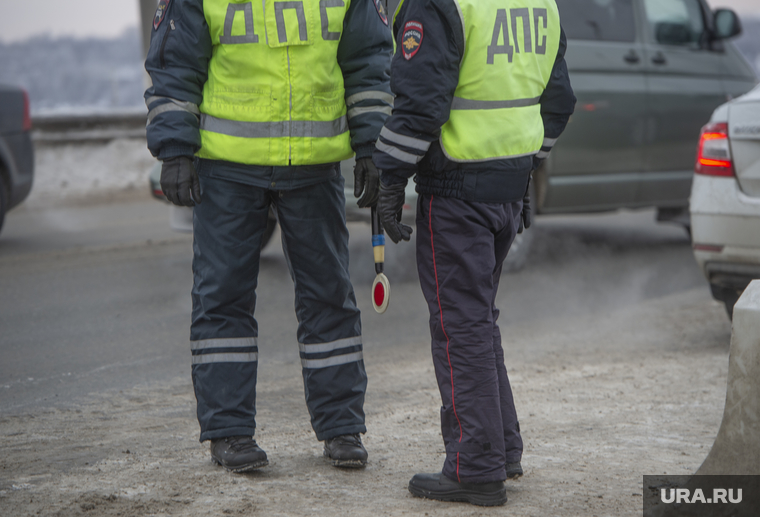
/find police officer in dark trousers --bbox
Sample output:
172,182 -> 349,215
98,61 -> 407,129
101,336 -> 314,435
374,0 -> 575,506
145,0 -> 393,471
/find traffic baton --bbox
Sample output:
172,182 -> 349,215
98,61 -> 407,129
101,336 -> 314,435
371,205 -> 390,314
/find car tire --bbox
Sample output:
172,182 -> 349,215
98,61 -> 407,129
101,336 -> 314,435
710,283 -> 741,320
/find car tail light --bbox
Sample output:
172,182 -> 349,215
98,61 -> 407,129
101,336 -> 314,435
695,122 -> 734,176
693,243 -> 724,253
22,89 -> 32,131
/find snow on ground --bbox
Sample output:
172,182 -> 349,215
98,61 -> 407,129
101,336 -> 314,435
25,139 -> 157,207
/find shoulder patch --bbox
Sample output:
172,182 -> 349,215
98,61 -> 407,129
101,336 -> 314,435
153,0 -> 172,31
374,0 -> 389,26
402,21 -> 423,60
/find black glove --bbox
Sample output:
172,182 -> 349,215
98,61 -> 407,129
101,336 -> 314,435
353,158 -> 380,208
161,156 -> 201,207
519,176 -> 533,234
377,181 -> 413,243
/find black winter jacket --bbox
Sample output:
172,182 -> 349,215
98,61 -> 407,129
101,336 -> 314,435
373,0 -> 576,204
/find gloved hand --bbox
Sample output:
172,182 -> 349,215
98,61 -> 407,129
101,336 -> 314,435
377,180 -> 413,243
518,176 -> 533,234
353,158 -> 380,208
161,156 -> 201,207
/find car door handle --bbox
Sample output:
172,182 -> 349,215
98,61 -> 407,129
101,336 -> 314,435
624,50 -> 640,64
651,52 -> 667,65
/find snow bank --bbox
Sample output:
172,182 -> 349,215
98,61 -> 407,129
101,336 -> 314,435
25,138 -> 157,207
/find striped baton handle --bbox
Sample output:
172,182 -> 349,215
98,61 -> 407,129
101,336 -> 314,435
371,206 -> 390,314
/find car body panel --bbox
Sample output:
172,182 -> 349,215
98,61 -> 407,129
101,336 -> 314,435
543,0 -> 756,216
550,0 -> 648,210
727,90 -> 760,197
638,0 -> 728,176
0,132 -> 34,208
690,84 -> 760,313
0,84 -> 34,218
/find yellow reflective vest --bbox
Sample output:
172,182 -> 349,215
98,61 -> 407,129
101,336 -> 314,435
440,0 -> 560,162
197,0 -> 355,166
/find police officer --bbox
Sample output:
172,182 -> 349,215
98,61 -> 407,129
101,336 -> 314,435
374,0 -> 575,505
145,0 -> 393,471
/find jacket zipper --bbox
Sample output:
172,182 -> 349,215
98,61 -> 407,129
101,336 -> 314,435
159,20 -> 176,70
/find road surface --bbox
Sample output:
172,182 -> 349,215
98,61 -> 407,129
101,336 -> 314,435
0,194 -> 733,516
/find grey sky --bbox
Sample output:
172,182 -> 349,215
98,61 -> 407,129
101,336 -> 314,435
0,0 -> 758,43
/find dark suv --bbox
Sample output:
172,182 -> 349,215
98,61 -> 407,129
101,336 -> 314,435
538,0 -> 756,220
0,84 -> 34,234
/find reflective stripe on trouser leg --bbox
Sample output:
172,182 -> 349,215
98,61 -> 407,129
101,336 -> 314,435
190,171 -> 271,442
415,194 -> 522,484
274,175 -> 366,441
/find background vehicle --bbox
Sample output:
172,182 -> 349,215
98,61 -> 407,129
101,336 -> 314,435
537,0 -> 755,224
0,84 -> 34,235
690,84 -> 760,318
149,0 -> 756,270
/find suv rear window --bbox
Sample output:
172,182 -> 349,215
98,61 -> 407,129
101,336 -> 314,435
556,0 -> 636,42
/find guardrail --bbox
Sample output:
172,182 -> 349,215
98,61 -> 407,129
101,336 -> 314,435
31,110 -> 147,144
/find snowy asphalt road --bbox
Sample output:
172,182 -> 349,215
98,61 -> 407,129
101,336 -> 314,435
0,195 -> 710,416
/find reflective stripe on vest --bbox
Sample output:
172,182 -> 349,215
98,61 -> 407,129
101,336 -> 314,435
197,0 -> 355,166
440,0 -> 560,162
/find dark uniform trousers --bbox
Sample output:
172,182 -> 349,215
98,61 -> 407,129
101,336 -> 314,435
415,193 -> 524,484
190,169 -> 367,443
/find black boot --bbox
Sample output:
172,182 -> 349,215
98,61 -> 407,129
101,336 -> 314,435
210,436 -> 268,473
408,472 -> 507,507
506,461 -> 523,480
323,434 -> 368,468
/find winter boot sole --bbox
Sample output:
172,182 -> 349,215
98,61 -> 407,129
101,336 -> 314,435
212,457 -> 269,473
323,451 -> 367,469
408,483 -> 507,507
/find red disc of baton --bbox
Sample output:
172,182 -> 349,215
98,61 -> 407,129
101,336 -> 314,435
372,273 -> 390,314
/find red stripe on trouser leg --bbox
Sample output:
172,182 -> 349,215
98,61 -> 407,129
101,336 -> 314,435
428,195 -> 463,482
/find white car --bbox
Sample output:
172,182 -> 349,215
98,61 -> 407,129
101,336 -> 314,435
690,84 -> 760,318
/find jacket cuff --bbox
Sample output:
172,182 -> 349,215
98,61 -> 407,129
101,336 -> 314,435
158,145 -> 196,161
380,170 -> 411,186
354,144 -> 376,160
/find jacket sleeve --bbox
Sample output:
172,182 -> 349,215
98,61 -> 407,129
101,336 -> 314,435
144,0 -> 211,160
536,27 -> 576,161
338,0 -> 394,159
373,0 -> 464,184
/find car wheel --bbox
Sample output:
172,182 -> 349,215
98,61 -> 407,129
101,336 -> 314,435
710,283 -> 741,320
656,206 -> 691,238
261,206 -> 277,249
